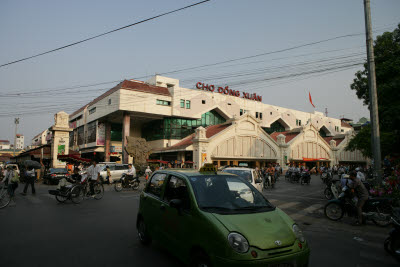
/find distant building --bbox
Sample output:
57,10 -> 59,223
0,140 -> 11,150
31,129 -> 51,146
16,134 -> 24,150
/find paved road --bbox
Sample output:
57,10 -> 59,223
0,175 -> 398,267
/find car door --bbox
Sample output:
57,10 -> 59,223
160,175 -> 194,257
253,170 -> 263,192
140,172 -> 168,241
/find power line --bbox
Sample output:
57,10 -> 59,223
0,0 -> 211,68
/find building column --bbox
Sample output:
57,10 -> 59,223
105,122 -> 111,162
122,112 -> 130,164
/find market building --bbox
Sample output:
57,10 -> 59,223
67,75 -> 367,169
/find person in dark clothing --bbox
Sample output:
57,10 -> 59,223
21,166 -> 36,196
348,171 -> 369,226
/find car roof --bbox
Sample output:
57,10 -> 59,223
155,169 -> 234,177
223,167 -> 255,171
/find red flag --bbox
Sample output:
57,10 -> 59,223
309,92 -> 315,108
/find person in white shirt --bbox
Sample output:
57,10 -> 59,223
356,168 -> 366,182
87,160 -> 101,196
126,164 -> 136,180
145,166 -> 152,180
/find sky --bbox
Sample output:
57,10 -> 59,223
0,0 -> 399,145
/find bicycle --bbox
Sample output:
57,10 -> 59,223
49,177 -> 104,204
0,184 -> 11,209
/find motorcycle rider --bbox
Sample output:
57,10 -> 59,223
145,166 -> 152,180
126,164 -> 136,181
348,171 -> 369,226
266,164 -> 275,186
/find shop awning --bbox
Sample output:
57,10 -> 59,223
302,157 -> 329,162
146,159 -> 169,164
58,154 -> 91,163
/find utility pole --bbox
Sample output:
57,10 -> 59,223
14,117 -> 19,157
363,0 -> 382,182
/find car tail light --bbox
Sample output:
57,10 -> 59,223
51,174 -> 56,177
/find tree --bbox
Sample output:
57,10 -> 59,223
347,24 -> 400,157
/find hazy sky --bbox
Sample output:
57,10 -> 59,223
0,0 -> 399,145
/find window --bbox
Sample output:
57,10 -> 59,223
270,112 -> 272,115
228,103 -> 231,105
89,107 -> 96,115
341,129 -> 344,132
180,99 -> 185,108
296,119 -> 302,126
147,173 -> 167,197
186,100 -> 191,109
256,112 -> 259,118
202,100 -> 206,104
164,176 -> 190,210
157,99 -> 171,106
108,99 -> 111,105
260,113 -> 263,120
141,110 -> 226,141
262,121 -> 286,134
240,109 -> 243,116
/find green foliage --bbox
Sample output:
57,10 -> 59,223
348,24 -> 400,157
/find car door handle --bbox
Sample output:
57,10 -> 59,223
160,204 -> 166,210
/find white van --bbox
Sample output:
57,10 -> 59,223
98,163 -> 129,183
221,167 -> 263,193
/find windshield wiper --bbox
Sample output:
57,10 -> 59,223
200,206 -> 234,211
234,206 -> 273,211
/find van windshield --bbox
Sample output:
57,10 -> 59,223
188,175 -> 274,214
222,169 -> 252,183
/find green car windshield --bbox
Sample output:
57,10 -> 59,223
188,175 -> 274,214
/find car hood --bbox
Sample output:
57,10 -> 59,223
211,209 -> 296,249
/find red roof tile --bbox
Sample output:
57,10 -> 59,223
120,80 -> 170,96
0,140 -> 10,143
323,136 -> 345,146
269,131 -> 299,143
161,123 -> 232,151
70,80 -> 170,118
341,121 -> 352,128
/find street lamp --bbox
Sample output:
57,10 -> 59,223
14,117 -> 19,157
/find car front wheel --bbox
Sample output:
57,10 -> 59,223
137,218 -> 151,245
190,251 -> 212,267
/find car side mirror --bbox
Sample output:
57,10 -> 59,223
255,178 -> 262,184
169,199 -> 183,209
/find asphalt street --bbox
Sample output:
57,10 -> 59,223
0,175 -> 398,267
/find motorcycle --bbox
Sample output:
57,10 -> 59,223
114,174 -> 140,192
324,178 -> 340,200
384,208 -> 400,260
300,171 -> 311,185
290,171 -> 300,183
285,170 -> 292,181
264,174 -> 274,189
324,186 -> 392,226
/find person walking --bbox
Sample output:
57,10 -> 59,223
1,166 -> 19,205
87,160 -> 102,196
21,166 -> 36,196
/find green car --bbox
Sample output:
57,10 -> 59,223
136,167 -> 310,267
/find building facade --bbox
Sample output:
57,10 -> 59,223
16,134 -> 24,150
67,75 -> 366,168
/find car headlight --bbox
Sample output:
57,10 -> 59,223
228,232 -> 249,253
292,224 -> 305,243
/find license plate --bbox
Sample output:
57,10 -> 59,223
269,264 -> 294,267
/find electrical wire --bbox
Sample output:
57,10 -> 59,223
0,0 -> 211,68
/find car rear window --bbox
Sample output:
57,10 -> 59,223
50,168 -> 68,173
223,169 -> 253,183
